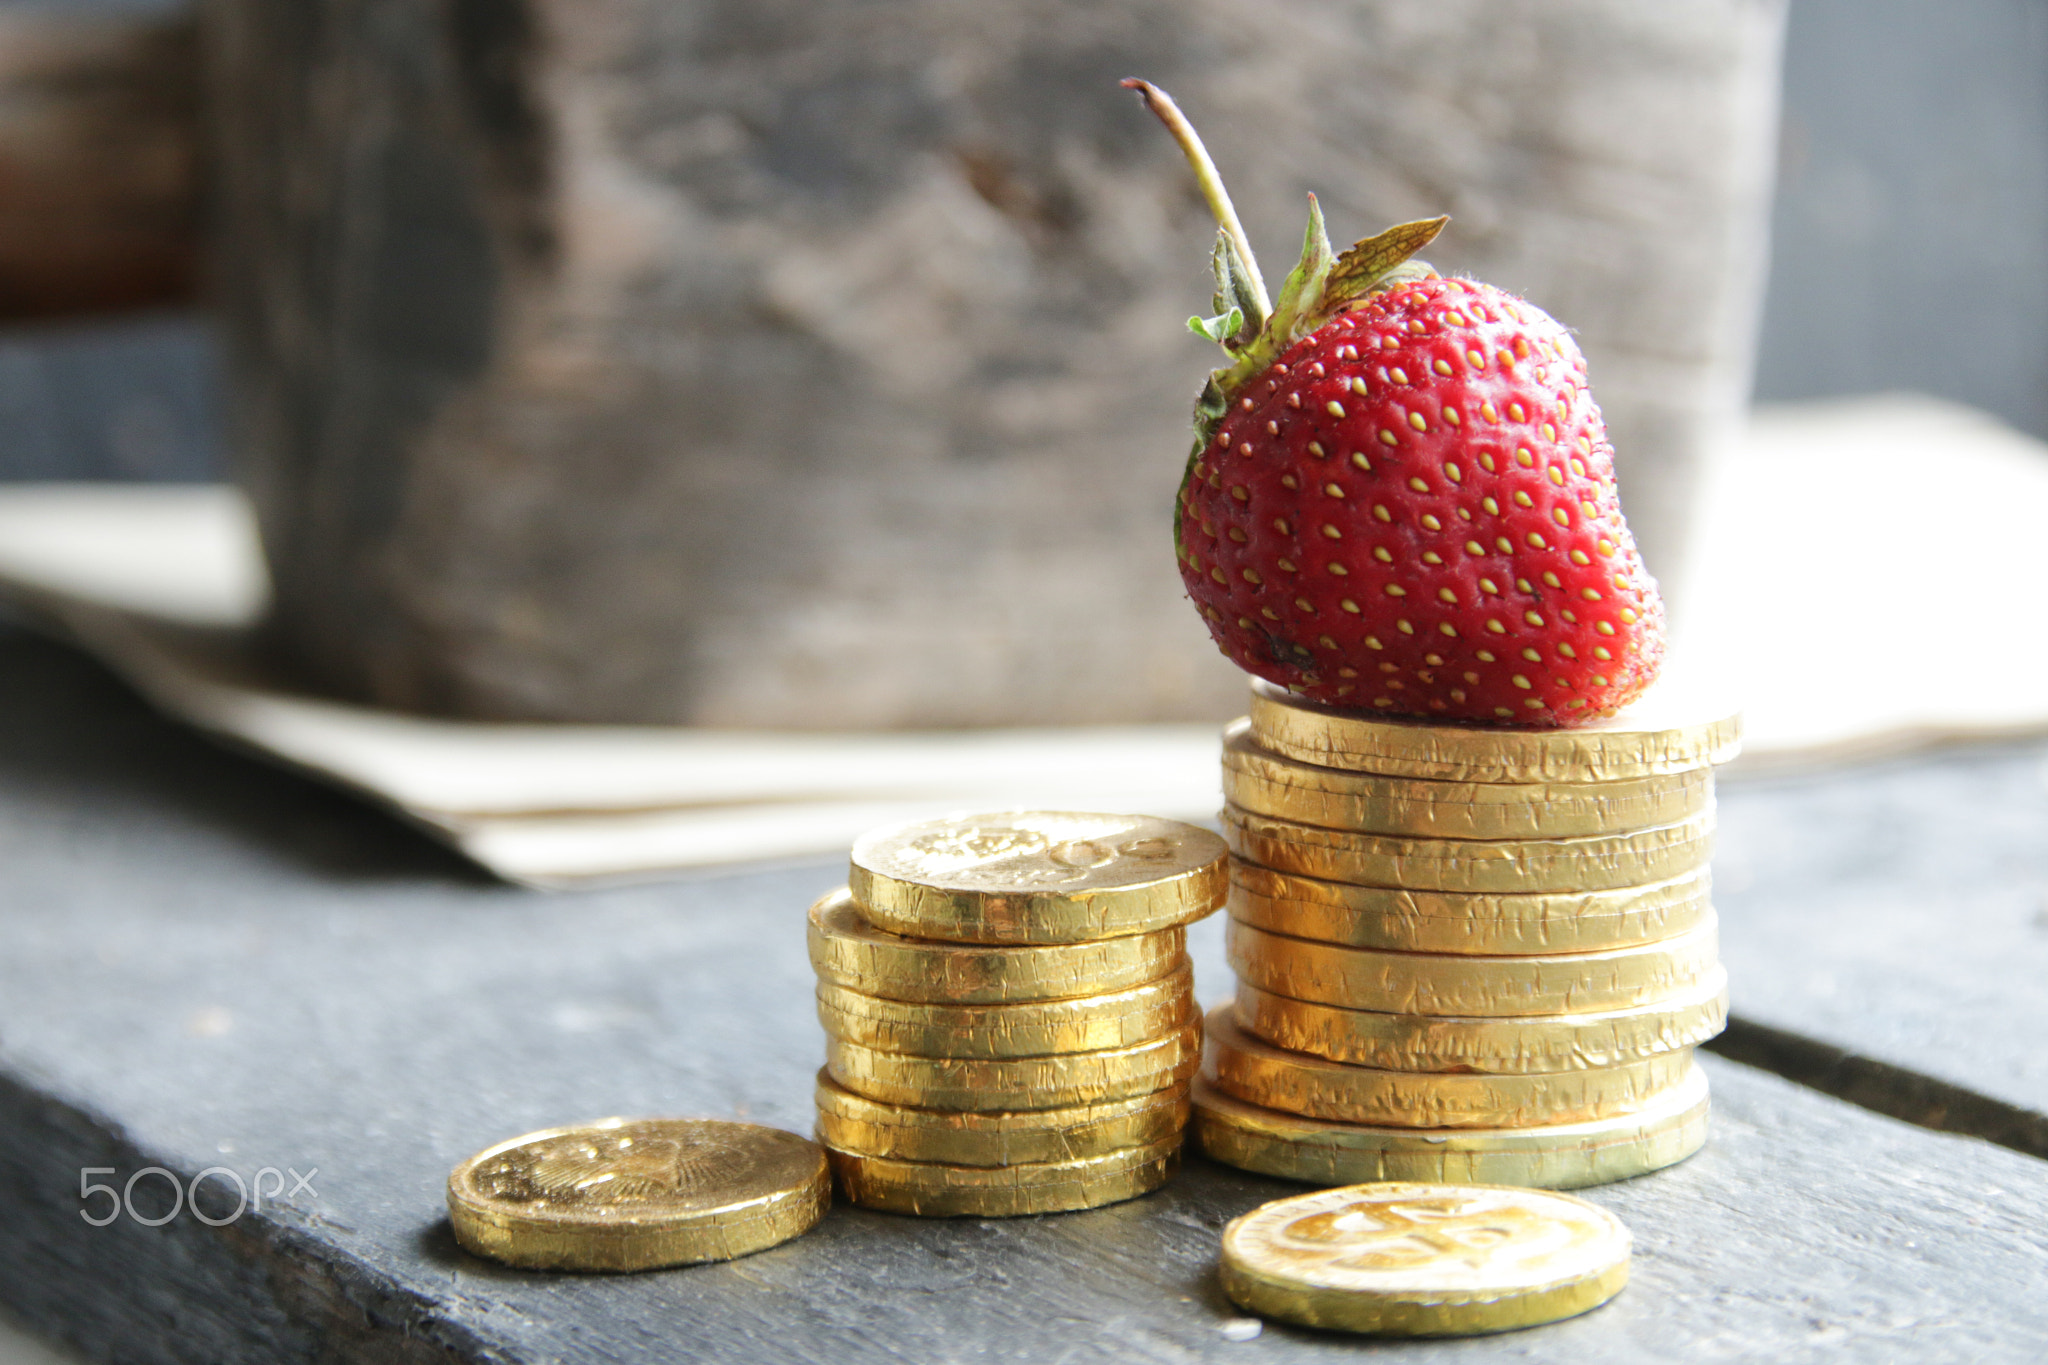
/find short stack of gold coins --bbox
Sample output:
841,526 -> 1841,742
809,812 -> 1227,1216
1194,678 -> 1742,1189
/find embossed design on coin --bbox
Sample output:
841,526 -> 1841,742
899,826 -> 1051,876
882,814 -> 1193,891
1221,1182 -> 1630,1336
851,812 -> 1228,944
447,1118 -> 828,1271
1273,1191 -> 1574,1278
473,1124 -> 744,1210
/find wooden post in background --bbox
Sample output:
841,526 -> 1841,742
0,7 -> 198,321
204,0 -> 1785,726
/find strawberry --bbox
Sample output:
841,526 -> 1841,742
1125,79 -> 1664,726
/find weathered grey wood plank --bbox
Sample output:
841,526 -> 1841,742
0,631 -> 2044,1363
1714,743 -> 2048,1151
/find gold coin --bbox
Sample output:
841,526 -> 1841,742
850,811 -> 1227,944
1192,1068 -> 1708,1190
1205,1009 -> 1691,1127
826,1022 -> 1202,1111
446,1118 -> 828,1272
828,1135 -> 1181,1216
1222,720 -> 1712,840
813,1070 -> 1190,1166
1248,676 -> 1741,783
1219,1180 -> 1631,1335
1224,804 -> 1714,895
807,888 -> 1185,1004
1232,972 -> 1727,1074
1231,860 -> 1712,955
1228,918 -> 1720,1017
817,963 -> 1194,1058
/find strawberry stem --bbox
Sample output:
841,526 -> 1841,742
1121,78 -> 1271,320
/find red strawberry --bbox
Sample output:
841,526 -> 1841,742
1125,79 -> 1664,726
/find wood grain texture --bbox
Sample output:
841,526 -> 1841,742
0,10 -> 198,321
0,630 -> 2043,1363
1714,740 -> 2048,1147
208,0 -> 1784,723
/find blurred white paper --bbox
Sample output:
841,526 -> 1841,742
1685,395 -> 2048,766
2,392 -> 2044,885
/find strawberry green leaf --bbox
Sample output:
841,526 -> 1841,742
1191,375 -> 1228,444
1188,307 -> 1246,345
1202,195 -> 1335,409
1265,193 -> 1335,348
1314,216 -> 1449,319
1210,231 -> 1266,346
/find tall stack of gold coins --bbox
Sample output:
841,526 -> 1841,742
809,812 -> 1227,1216
1194,679 -> 1741,1189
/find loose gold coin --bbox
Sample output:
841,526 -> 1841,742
1222,720 -> 1713,840
850,811 -> 1227,944
807,888 -> 1185,1004
826,1022 -> 1202,1111
828,1135 -> 1181,1216
1227,918 -> 1720,1018
817,963 -> 1194,1058
1232,972 -> 1727,1073
1231,861 -> 1712,955
446,1118 -> 828,1272
814,1071 -> 1190,1166
1192,1068 -> 1709,1190
1248,676 -> 1740,783
1205,1009 -> 1691,1127
1224,804 -> 1714,895
1219,1181 -> 1631,1335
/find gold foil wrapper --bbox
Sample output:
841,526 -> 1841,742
1204,1009 -> 1692,1127
1230,860 -> 1712,955
1192,1069 -> 1709,1190
446,1118 -> 829,1272
1220,1181 -> 1631,1335
806,888 -> 1185,1004
1232,973 -> 1727,1074
813,1071 -> 1190,1166
1248,677 -> 1741,783
850,811 -> 1227,944
1222,720 -> 1713,839
1227,917 -> 1720,1017
816,964 -> 1194,1059
826,1021 -> 1202,1111
1224,804 -> 1715,895
828,1136 -> 1181,1217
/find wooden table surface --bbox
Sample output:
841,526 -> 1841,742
1713,744 -> 2048,1154
0,628 -> 2044,1363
